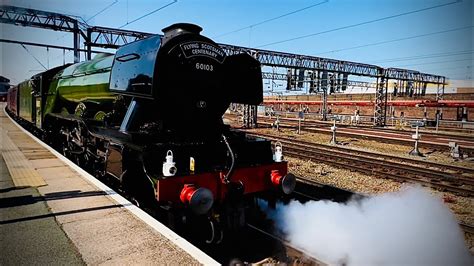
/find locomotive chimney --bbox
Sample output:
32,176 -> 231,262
161,23 -> 202,45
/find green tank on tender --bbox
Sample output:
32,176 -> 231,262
18,79 -> 36,122
44,53 -> 117,118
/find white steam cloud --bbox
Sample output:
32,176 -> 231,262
275,186 -> 472,266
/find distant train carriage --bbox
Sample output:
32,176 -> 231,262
0,76 -> 10,102
7,85 -> 17,115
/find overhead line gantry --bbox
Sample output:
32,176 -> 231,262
0,4 -> 447,127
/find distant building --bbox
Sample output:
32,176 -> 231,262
456,87 -> 474,94
451,79 -> 473,94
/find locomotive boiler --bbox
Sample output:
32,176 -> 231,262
7,23 -> 295,242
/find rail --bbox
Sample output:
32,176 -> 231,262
247,132 -> 474,197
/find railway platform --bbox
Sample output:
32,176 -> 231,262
0,106 -> 217,265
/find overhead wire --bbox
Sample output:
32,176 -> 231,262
447,72 -> 473,79
422,65 -> 472,79
314,26 -> 472,55
86,0 -> 119,23
55,0 -> 118,41
400,63 -> 470,80
421,64 -> 472,72
377,52 -> 473,78
52,0 -> 120,64
213,0 -> 329,39
119,0 -> 177,28
53,0 -> 176,65
370,50 -> 474,64
256,0 -> 461,48
21,44 -> 47,70
393,58 -> 472,68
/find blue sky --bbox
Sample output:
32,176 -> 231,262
1,0 -> 472,90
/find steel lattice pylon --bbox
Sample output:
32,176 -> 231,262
85,26 -> 153,58
0,5 -> 156,61
242,105 -> 257,128
374,77 -> 387,126
0,5 -> 83,32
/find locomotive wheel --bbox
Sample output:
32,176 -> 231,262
75,103 -> 85,117
62,140 -> 82,166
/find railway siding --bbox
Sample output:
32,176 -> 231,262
250,115 -> 474,155
249,132 -> 474,196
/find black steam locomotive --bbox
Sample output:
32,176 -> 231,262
7,23 -> 295,242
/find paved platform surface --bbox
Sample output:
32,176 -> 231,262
0,106 -> 208,265
0,157 -> 84,265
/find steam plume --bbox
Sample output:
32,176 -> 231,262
275,186 -> 472,265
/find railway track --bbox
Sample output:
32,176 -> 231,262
249,132 -> 474,181
460,223 -> 474,235
257,116 -> 474,145
226,112 -> 474,139
292,178 -> 474,236
229,111 -> 474,136
247,132 -> 474,197
246,223 -> 325,265
265,114 -> 474,139
226,113 -> 474,154
239,179 -> 357,265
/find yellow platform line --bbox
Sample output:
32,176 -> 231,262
1,131 -> 47,187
